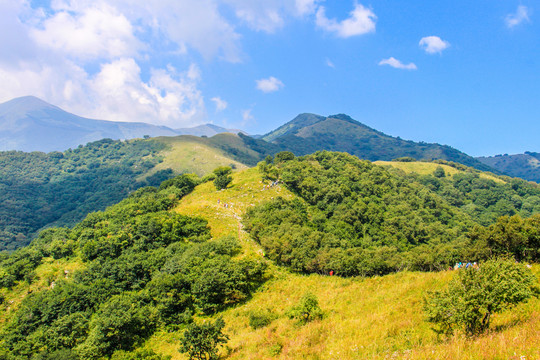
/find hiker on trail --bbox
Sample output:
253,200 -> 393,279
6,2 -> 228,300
329,270 -> 334,276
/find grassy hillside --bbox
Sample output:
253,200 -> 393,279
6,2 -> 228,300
145,163 -> 540,360
0,134 -> 264,251
142,135 -> 248,178
375,160 -> 504,183
1,155 -> 539,360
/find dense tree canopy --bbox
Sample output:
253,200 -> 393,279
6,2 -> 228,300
245,152 -> 540,276
0,174 -> 266,359
0,138 -> 176,251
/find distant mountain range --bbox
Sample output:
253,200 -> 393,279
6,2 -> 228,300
0,96 -> 241,152
4,96 -> 540,182
477,152 -> 540,183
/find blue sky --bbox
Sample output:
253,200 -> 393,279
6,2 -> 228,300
0,0 -> 537,156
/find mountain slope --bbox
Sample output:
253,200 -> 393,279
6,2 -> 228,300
175,123 -> 244,137
0,133 -> 268,251
477,152 -> 540,183
1,158 -> 540,359
0,96 -> 179,152
263,113 -> 495,172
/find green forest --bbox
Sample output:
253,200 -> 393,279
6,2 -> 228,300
245,151 -> 540,276
0,174 -> 266,359
1,150 -> 539,359
0,138 -> 175,251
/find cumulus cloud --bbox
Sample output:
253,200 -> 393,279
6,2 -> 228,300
505,5 -> 530,28
315,3 -> 376,37
211,97 -> 228,111
0,0 -> 326,127
30,3 -> 142,61
256,76 -> 284,93
110,0 -> 243,62
0,57 -> 206,127
419,36 -> 450,54
378,57 -> 417,70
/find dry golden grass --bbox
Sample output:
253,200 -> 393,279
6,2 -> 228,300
174,167 -> 295,255
148,167 -> 540,360
375,161 -> 505,183
140,135 -> 248,179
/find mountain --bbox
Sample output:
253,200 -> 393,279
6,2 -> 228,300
0,96 -> 249,152
1,155 -> 540,359
175,123 -> 244,137
477,152 -> 540,183
262,113 -> 495,172
0,132 -> 265,251
0,96 -> 181,152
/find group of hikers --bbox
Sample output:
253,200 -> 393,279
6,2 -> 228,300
452,262 -> 479,270
217,199 -> 232,208
262,180 -> 280,191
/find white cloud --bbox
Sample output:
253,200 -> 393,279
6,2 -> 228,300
256,76 -> 284,93
110,0 -> 243,62
211,97 -> 228,112
419,36 -> 450,54
241,108 -> 254,125
505,5 -> 530,28
0,58 -> 206,127
0,0 -> 329,128
30,2 -> 142,61
295,0 -> 319,16
315,3 -> 376,37
378,57 -> 417,70
326,58 -> 335,68
222,0 -> 318,33
90,61 -> 205,125
0,0 -> 38,65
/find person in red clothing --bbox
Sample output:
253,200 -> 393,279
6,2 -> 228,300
329,270 -> 334,276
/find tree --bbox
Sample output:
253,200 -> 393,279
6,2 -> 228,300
179,317 -> 229,360
433,166 -> 446,178
287,292 -> 324,324
424,258 -> 538,336
274,151 -> 295,163
212,166 -> 232,190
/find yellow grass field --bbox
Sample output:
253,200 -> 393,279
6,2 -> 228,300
140,135 -> 248,179
375,161 -> 505,184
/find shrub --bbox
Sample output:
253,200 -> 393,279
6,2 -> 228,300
248,310 -> 274,329
424,258 -> 538,336
287,292 -> 323,324
179,317 -> 229,360
213,166 -> 232,190
433,166 -> 446,178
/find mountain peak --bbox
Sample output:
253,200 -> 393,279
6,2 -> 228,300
0,96 -> 59,117
328,113 -> 355,122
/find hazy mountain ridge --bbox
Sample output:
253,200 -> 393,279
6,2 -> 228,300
477,152 -> 540,183
0,96 -> 242,152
